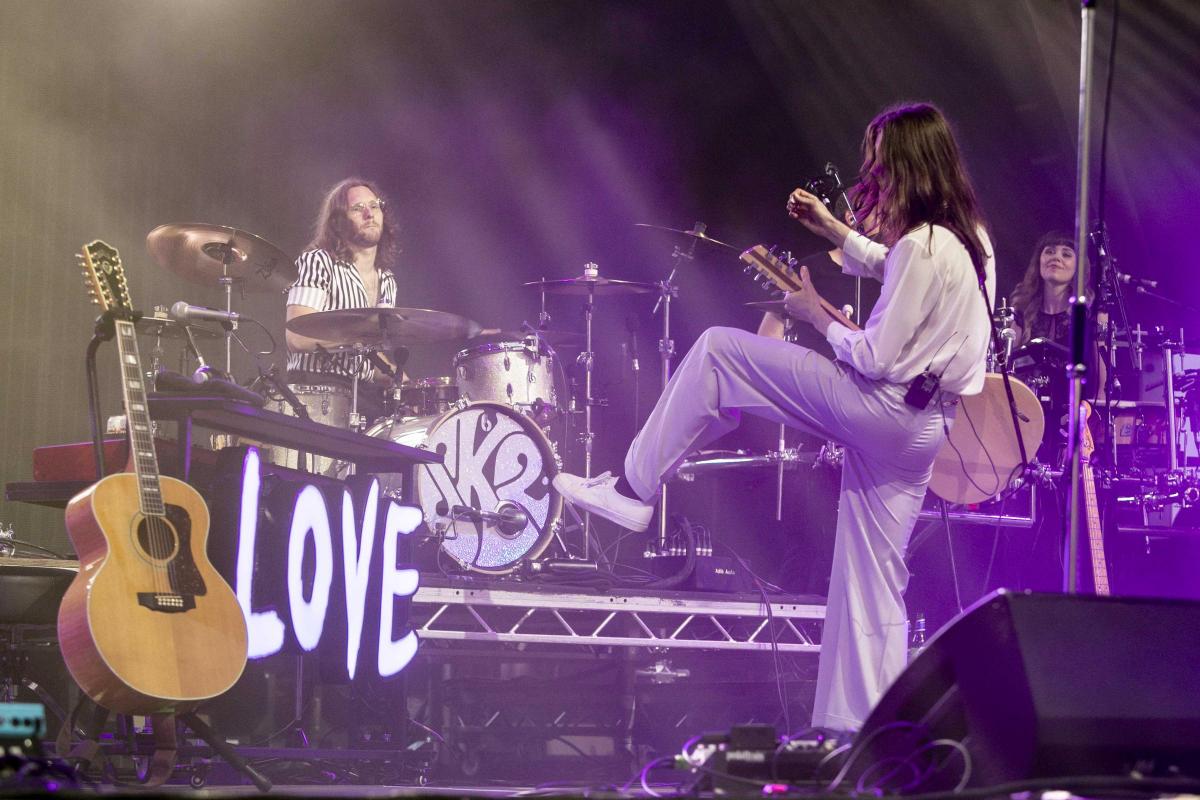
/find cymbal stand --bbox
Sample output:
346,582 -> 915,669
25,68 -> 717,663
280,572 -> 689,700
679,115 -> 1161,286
776,317 -> 798,521
648,225 -> 696,556
201,238 -> 247,374
573,268 -> 599,560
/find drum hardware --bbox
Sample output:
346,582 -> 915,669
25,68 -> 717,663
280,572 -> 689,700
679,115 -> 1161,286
641,223 -> 716,556
991,300 -> 1016,372
676,447 -> 818,480
523,268 -> 660,558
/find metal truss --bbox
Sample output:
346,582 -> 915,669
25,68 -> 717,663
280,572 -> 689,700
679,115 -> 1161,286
411,584 -> 825,653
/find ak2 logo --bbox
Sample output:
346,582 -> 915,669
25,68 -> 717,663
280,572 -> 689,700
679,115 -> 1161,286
415,405 -> 555,571
231,448 -> 421,681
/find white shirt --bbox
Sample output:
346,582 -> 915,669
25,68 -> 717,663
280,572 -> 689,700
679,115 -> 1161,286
825,224 -> 994,396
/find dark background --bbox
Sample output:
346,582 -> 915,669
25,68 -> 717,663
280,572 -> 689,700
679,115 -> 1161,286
2,1 -> 1197,626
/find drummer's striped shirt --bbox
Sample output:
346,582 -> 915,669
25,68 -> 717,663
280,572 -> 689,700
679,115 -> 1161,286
285,249 -> 398,380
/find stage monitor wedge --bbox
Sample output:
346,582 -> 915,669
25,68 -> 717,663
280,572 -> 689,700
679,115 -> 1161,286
855,590 -> 1200,790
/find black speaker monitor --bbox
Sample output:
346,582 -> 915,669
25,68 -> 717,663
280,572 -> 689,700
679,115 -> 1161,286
855,590 -> 1200,788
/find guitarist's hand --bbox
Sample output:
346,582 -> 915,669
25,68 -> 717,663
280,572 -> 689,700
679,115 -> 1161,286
784,266 -> 832,334
787,187 -> 852,247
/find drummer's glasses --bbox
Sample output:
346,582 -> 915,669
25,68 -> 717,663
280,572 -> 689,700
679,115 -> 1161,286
349,199 -> 386,215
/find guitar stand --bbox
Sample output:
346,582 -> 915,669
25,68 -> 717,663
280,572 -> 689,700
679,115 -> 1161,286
176,710 -> 272,792
55,696 -> 272,792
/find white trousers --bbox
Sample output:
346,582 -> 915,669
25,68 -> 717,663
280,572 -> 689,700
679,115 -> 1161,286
624,327 -> 953,729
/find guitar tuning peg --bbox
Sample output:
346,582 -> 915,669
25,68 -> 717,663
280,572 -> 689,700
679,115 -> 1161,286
761,282 -> 773,292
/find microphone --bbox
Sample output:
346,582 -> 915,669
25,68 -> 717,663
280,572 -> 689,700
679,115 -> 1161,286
1115,272 -> 1158,290
1000,325 -> 1016,364
170,301 -> 240,324
824,162 -> 842,187
435,501 -> 528,536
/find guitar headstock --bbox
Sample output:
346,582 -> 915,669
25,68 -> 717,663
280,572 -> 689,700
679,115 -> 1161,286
1080,401 -> 1095,461
740,244 -> 801,296
78,240 -> 133,317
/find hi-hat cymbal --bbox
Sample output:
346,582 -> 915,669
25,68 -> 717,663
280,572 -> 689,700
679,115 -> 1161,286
135,315 -> 220,340
286,307 -> 481,346
523,276 -> 657,295
146,223 -> 294,293
634,223 -> 737,250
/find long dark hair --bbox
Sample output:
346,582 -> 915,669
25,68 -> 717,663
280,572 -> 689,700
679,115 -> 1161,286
1009,230 -> 1087,347
307,177 -> 400,270
850,103 -> 988,278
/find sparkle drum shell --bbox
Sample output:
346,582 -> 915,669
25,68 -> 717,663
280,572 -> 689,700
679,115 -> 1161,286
454,340 -> 557,421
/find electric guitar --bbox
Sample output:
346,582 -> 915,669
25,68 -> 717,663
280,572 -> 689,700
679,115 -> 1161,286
58,240 -> 247,714
1079,401 -> 1111,595
739,244 -> 1044,506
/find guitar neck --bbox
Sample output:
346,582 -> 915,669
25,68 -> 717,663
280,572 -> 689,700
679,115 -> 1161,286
740,245 -> 860,332
113,319 -> 164,516
1081,458 -> 1110,595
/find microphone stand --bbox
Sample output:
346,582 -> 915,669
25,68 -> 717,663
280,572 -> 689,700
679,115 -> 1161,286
1065,0 -> 1099,594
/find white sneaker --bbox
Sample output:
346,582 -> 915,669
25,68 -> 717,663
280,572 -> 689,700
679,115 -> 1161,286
553,471 -> 654,533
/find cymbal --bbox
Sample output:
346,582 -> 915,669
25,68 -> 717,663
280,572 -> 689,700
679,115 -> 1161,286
136,315 -> 220,340
286,307 -> 481,345
472,328 -> 584,347
146,223 -> 294,293
634,223 -> 737,250
523,277 -> 657,296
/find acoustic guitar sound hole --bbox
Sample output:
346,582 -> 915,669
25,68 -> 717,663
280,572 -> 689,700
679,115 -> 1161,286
136,516 -> 178,560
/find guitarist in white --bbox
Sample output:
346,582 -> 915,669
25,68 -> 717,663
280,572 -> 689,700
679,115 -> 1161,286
554,103 -> 994,731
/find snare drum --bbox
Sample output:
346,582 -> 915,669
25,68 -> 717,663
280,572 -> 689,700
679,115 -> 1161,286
263,383 -> 353,475
352,402 -> 562,574
454,339 -> 557,422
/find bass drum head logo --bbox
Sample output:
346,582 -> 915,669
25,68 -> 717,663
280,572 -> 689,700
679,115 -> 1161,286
416,403 -> 560,573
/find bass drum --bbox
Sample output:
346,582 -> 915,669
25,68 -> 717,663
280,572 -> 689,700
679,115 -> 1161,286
360,402 -> 562,574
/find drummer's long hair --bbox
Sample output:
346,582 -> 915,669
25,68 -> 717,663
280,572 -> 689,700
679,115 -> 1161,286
849,103 -> 989,279
1010,230 -> 1089,347
308,177 -> 400,271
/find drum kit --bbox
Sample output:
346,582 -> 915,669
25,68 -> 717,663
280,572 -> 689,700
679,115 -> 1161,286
137,220 -> 729,575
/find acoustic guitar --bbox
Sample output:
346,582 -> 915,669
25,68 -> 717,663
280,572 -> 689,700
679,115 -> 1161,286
739,244 -> 1043,505
57,240 -> 247,715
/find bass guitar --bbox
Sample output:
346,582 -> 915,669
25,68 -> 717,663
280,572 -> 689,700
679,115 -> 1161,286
739,243 -> 1043,505
58,240 -> 247,714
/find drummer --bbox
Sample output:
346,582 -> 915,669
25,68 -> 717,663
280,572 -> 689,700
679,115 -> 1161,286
285,177 -> 401,420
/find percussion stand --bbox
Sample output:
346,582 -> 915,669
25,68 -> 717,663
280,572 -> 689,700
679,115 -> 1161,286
648,226 -> 695,555
201,238 -> 246,375
575,278 -> 598,560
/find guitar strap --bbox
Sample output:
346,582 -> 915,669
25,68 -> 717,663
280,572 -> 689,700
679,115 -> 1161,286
977,274 -> 1032,477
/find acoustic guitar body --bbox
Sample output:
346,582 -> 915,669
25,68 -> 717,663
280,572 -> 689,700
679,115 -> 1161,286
58,473 -> 248,715
928,373 -> 1045,506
